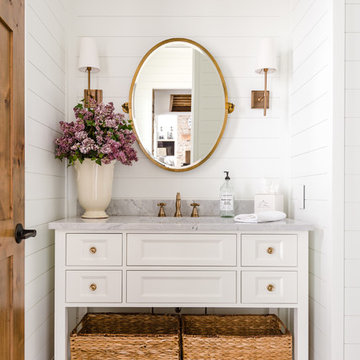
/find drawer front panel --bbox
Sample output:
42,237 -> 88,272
127,234 -> 237,266
241,234 -> 297,267
242,271 -> 297,304
127,271 -> 236,303
66,234 -> 122,266
66,271 -> 122,303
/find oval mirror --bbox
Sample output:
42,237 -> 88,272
129,38 -> 232,172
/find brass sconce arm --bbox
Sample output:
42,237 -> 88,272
87,66 -> 92,91
263,68 -> 268,116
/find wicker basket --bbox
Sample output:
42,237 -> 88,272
70,313 -> 181,360
182,314 -> 292,360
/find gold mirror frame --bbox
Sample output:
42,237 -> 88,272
127,38 -> 234,172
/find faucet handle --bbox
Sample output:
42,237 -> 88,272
157,202 -> 166,217
190,203 -> 200,217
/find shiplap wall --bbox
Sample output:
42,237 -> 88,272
345,1 -> 360,358
25,0 -> 67,359
66,0 -> 290,215
289,0 -> 332,359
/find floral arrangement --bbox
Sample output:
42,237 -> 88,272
55,99 -> 138,166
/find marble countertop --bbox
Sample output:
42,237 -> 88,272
49,216 -> 313,231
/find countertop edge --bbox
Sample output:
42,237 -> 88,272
48,217 -> 314,232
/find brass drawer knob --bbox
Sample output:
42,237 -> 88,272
267,284 -> 275,292
89,283 -> 97,291
89,246 -> 97,254
267,247 -> 274,254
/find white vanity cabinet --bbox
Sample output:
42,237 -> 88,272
50,217 -> 312,360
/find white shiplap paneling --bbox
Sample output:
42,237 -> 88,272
25,0 -> 67,359
66,0 -> 290,215
345,2 -> 360,357
289,0 -> 333,359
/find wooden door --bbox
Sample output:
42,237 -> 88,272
0,0 -> 25,359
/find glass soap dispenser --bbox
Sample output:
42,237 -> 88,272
220,171 -> 234,217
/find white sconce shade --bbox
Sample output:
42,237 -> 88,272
251,38 -> 278,116
78,37 -> 100,73
255,38 -> 277,74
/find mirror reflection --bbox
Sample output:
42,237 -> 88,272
131,39 -> 227,171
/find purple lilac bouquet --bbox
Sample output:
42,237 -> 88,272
55,99 -> 138,166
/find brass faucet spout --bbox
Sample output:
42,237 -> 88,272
174,192 -> 182,217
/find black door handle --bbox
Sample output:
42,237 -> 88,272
15,223 -> 37,244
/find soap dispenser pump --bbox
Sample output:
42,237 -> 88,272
220,171 -> 234,218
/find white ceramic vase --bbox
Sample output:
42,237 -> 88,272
74,159 -> 115,219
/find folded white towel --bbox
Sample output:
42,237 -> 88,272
234,211 -> 286,223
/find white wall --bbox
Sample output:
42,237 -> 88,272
289,0 -> 332,359
290,0 -> 345,359
66,0 -> 290,215
345,1 -> 360,358
25,0 -> 67,359
21,1 -> 351,359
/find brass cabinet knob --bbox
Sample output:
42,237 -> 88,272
267,247 -> 274,254
89,246 -> 97,254
267,284 -> 275,292
89,283 -> 97,291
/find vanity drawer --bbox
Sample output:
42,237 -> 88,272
66,271 -> 122,303
126,271 -> 236,304
242,271 -> 297,304
241,234 -> 297,267
66,234 -> 122,266
127,233 -> 237,266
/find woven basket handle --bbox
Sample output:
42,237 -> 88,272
277,317 -> 290,335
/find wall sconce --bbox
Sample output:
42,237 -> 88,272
78,37 -> 103,106
251,38 -> 277,116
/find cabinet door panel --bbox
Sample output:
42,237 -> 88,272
127,271 -> 236,304
242,234 -> 297,267
242,271 -> 297,304
127,234 -> 237,266
66,234 -> 122,266
66,271 -> 122,303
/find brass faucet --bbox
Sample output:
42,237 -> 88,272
174,192 -> 182,217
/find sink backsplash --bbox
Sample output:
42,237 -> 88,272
77,199 -> 254,217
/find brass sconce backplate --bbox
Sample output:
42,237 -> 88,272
84,89 -> 103,105
251,90 -> 270,109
